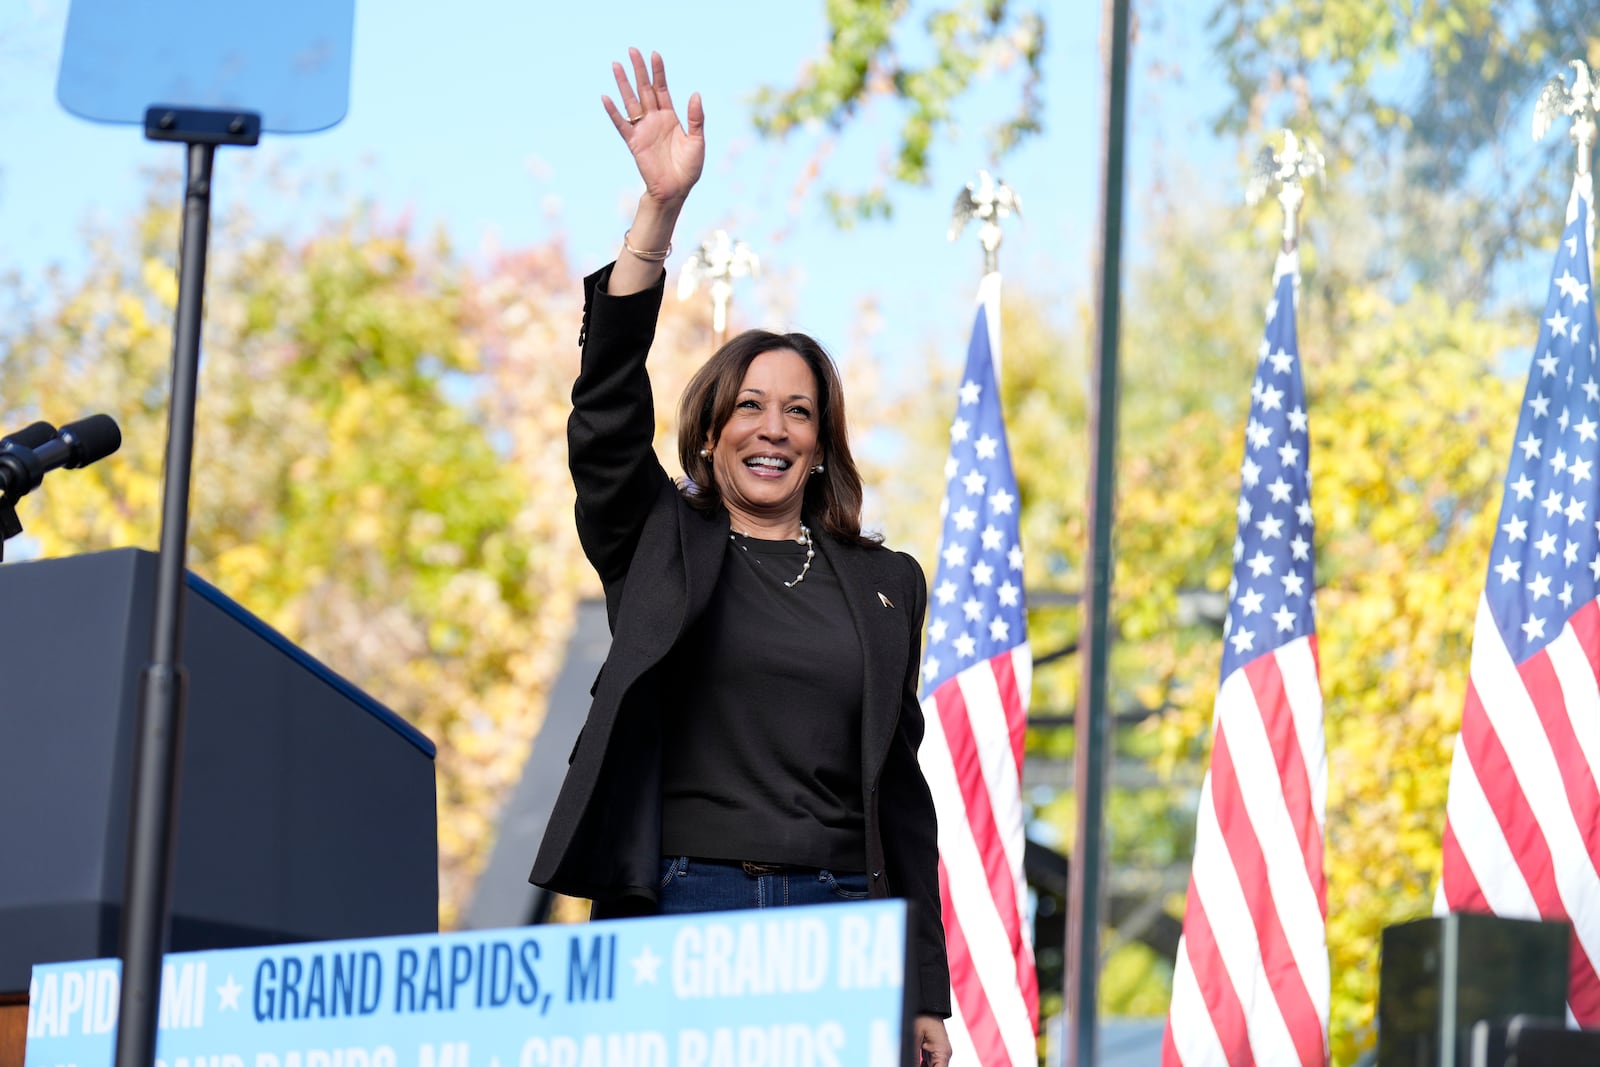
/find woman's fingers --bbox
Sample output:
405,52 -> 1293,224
651,52 -> 675,118
610,61 -> 641,123
628,48 -> 655,116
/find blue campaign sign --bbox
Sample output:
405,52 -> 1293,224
24,902 -> 905,1067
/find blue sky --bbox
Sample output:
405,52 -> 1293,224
0,1 -> 1232,375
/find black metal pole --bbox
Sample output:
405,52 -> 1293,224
114,137 -> 214,1067
1066,0 -> 1131,1064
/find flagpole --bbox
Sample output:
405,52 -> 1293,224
1066,0 -> 1130,1063
677,229 -> 759,350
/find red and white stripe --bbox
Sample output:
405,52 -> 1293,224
1436,594 -> 1600,1024
920,644 -> 1038,1066
1164,635 -> 1330,1066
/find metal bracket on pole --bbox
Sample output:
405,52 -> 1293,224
1246,129 -> 1325,255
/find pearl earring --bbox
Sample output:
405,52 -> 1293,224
700,448 -> 712,459
812,463 -> 825,474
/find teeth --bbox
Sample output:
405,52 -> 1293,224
747,456 -> 791,470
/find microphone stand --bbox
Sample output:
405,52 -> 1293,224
114,106 -> 259,1067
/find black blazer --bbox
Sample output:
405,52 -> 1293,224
529,265 -> 951,1017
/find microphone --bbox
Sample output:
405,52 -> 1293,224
0,414 -> 122,503
1,421 -> 57,451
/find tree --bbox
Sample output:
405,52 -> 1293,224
751,0 -> 1046,223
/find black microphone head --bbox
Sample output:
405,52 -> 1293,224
1,420 -> 57,451
58,414 -> 121,468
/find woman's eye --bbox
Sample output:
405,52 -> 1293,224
789,406 -> 812,418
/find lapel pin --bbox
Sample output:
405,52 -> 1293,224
878,592 -> 894,608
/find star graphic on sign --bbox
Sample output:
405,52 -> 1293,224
959,379 -> 982,405
1518,433 -> 1543,461
1247,550 -> 1274,578
1281,572 -> 1306,597
953,632 -> 977,659
1259,384 -> 1284,411
974,434 -> 999,459
1267,477 -> 1293,503
1230,627 -> 1256,654
970,561 -> 995,586
1502,515 -> 1529,542
962,470 -> 988,496
1537,351 -> 1560,377
942,543 -> 968,568
981,525 -> 1004,551
989,488 -> 1016,514
1277,441 -> 1301,467
1511,474 -> 1536,501
1272,605 -> 1297,632
1522,615 -> 1547,641
1494,555 -> 1521,583
962,597 -> 984,622
989,617 -> 1010,641
217,974 -> 243,1012
632,945 -> 663,985
952,505 -> 978,531
997,581 -> 1020,607
1237,588 -> 1265,615
1268,349 -> 1294,375
1256,514 -> 1285,540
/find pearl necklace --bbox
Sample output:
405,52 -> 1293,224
729,522 -> 815,588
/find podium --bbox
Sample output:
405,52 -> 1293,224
0,548 -> 438,1000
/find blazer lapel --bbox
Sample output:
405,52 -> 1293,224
816,537 -> 910,785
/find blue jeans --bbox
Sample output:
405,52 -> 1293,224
655,856 -> 871,913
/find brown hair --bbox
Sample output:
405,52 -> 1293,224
677,329 -> 879,545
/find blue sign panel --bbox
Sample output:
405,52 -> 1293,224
25,903 -> 906,1067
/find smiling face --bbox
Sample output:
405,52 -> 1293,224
705,348 -> 824,536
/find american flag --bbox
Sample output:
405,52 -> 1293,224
916,273 -> 1038,1066
1436,177 -> 1600,1024
1164,248 -> 1331,1066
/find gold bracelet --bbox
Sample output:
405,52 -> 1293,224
623,228 -> 672,262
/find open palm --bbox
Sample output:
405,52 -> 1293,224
603,49 -> 704,207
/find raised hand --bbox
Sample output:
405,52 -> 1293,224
603,49 -> 704,208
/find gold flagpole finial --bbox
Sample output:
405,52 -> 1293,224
678,229 -> 760,350
1246,129 -> 1325,254
948,170 -> 1021,274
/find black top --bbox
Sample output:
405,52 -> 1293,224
661,530 -> 867,869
